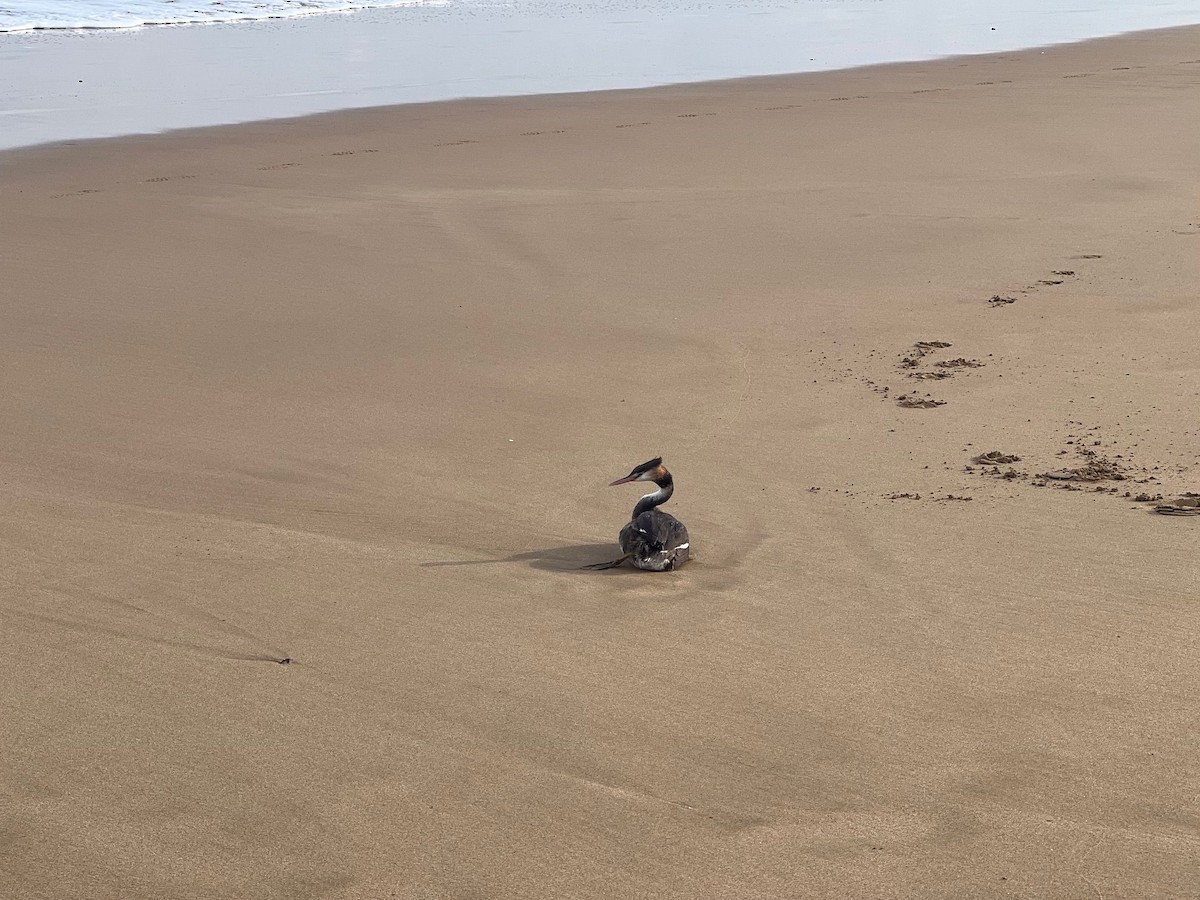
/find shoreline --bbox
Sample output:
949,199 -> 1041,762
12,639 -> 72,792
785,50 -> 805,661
4,21 -> 1200,162
3,21 -> 1199,900
2,3 -> 1200,151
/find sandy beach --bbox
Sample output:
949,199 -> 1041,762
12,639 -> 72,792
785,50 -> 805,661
3,25 -> 1200,899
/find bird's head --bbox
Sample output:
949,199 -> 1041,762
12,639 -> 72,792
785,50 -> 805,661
609,457 -> 668,486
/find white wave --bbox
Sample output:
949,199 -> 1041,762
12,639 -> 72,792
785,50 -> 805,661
0,0 -> 443,33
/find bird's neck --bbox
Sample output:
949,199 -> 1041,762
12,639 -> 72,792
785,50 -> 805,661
633,475 -> 673,519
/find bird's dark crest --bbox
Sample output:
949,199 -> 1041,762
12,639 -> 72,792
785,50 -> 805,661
627,456 -> 663,477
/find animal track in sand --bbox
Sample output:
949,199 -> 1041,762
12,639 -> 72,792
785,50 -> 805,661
912,88 -> 948,94
49,189 -> 100,198
434,140 -> 478,147
676,113 -> 716,118
896,395 -> 946,409
521,130 -> 566,136
329,149 -> 378,156
258,162 -> 299,170
144,175 -> 196,183
616,122 -> 651,128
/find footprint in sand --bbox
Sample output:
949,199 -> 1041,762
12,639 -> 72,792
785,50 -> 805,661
899,340 -> 952,370
1155,495 -> 1200,516
1041,454 -> 1128,484
989,294 -> 1017,307
616,122 -> 651,128
974,451 -> 1021,465
144,175 -> 196,183
897,395 -> 946,409
258,162 -> 299,170
434,140 -> 478,147
1072,253 -> 1103,259
50,189 -> 100,198
330,149 -> 378,156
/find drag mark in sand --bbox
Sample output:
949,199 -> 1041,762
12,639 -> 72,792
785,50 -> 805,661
49,189 -> 100,198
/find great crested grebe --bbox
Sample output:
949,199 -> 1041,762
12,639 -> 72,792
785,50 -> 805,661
584,457 -> 690,571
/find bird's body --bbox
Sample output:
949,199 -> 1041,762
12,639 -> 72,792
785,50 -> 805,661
619,509 -> 690,571
585,457 -> 690,571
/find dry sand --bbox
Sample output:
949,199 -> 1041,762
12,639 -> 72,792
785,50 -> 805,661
3,26 -> 1200,900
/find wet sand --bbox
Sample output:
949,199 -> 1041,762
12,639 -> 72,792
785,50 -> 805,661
3,25 -> 1199,900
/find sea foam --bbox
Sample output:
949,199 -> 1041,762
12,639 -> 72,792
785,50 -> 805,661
0,0 -> 437,33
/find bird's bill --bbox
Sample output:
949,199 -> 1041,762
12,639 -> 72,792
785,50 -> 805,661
609,474 -> 640,486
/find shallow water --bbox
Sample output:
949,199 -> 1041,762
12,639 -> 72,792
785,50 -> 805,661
2,0 -> 1199,150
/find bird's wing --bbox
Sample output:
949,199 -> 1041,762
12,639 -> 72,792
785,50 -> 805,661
632,510 -> 689,551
